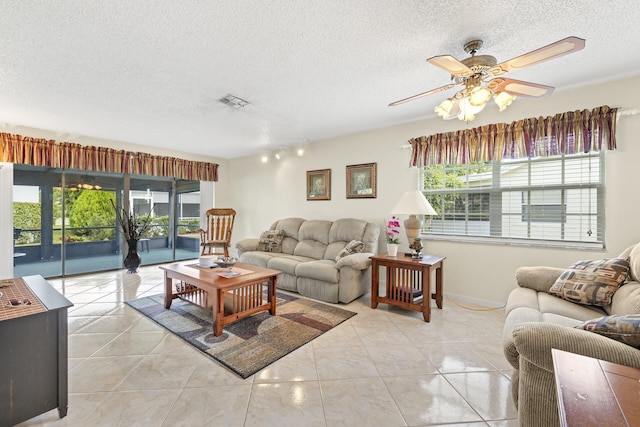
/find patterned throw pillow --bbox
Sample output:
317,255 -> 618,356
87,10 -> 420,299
257,230 -> 285,253
335,240 -> 365,261
549,257 -> 630,306
576,314 -> 640,349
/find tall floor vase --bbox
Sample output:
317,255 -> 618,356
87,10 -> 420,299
124,239 -> 141,273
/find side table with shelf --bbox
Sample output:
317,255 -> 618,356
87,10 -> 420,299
370,253 -> 445,322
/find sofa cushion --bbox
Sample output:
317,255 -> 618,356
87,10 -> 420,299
576,314 -> 640,349
295,260 -> 339,284
266,255 -> 313,275
257,230 -> 285,253
538,292 -> 606,321
334,240 -> 365,261
238,251 -> 277,268
609,281 -> 640,315
549,257 -> 630,306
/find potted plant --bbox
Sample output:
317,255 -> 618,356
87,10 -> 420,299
112,200 -> 153,273
385,216 -> 401,256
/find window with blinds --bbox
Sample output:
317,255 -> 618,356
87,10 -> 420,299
420,151 -> 605,247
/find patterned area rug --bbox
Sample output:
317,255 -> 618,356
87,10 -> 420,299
125,292 -> 356,378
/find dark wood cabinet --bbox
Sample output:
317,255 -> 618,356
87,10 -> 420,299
0,275 -> 73,427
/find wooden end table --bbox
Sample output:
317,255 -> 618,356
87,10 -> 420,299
370,253 -> 445,322
552,349 -> 640,426
160,262 -> 280,336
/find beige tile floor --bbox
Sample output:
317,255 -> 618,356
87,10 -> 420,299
16,265 -> 518,427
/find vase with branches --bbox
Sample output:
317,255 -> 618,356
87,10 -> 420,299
112,200 -> 154,273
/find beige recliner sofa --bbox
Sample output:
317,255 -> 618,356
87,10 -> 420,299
235,217 -> 380,304
503,243 -> 640,426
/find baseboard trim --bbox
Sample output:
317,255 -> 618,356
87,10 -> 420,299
444,292 -> 505,309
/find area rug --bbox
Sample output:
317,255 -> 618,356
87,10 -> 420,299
125,292 -> 356,378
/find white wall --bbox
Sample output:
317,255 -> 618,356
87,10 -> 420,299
226,76 -> 640,305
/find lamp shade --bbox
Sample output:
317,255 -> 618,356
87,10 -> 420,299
390,190 -> 437,216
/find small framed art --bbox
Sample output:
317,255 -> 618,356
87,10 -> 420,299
306,169 -> 331,200
346,162 -> 377,199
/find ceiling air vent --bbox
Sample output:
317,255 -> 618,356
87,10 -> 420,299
218,94 -> 249,109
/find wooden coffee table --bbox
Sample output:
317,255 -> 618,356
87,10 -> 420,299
160,261 -> 280,336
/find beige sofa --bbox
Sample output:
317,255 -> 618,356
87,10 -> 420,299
503,243 -> 640,427
235,217 -> 380,304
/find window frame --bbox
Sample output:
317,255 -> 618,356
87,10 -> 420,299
419,152 -> 606,249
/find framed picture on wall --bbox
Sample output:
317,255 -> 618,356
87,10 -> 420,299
346,162 -> 377,199
306,169 -> 331,200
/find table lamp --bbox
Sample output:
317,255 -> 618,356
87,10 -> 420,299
390,190 -> 438,253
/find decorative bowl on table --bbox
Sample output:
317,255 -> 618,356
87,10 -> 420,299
216,257 -> 239,269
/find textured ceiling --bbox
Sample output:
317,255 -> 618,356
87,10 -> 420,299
0,1 -> 639,159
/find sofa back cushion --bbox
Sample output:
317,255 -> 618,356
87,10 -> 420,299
271,217 -> 305,254
294,220 -> 332,259
609,281 -> 640,315
267,217 -> 380,261
325,219 -> 365,260
628,243 -> 640,282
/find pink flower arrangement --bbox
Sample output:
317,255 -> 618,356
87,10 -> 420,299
385,216 -> 401,244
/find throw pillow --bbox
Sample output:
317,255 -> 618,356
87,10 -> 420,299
257,230 -> 285,253
335,240 -> 365,261
549,257 -> 630,306
575,314 -> 640,349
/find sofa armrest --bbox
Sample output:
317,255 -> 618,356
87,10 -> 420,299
513,322 -> 640,373
235,238 -> 259,256
515,266 -> 565,293
336,252 -> 373,270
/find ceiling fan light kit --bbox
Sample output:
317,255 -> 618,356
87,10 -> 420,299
390,36 -> 586,122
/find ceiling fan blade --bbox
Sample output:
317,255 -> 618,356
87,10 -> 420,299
427,55 -> 473,76
388,83 -> 458,107
493,78 -> 555,97
496,36 -> 585,73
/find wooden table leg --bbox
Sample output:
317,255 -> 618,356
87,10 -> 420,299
164,273 -> 173,309
435,264 -> 443,309
422,268 -> 431,322
269,277 -> 277,315
212,289 -> 223,336
371,260 -> 379,309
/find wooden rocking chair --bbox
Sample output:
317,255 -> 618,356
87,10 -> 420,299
199,208 -> 236,257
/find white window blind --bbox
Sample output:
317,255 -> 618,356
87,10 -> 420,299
421,152 -> 605,247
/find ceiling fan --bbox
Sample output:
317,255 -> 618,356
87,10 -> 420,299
389,36 -> 585,121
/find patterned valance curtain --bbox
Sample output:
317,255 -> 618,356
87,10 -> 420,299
409,105 -> 618,167
0,132 -> 218,181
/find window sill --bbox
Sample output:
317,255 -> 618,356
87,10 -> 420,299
422,233 -> 605,251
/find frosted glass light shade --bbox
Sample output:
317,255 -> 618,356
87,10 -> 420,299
494,91 -> 516,111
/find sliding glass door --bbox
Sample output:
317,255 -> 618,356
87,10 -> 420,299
175,179 -> 201,261
62,171 -> 123,275
129,175 -> 174,266
13,165 -> 201,278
